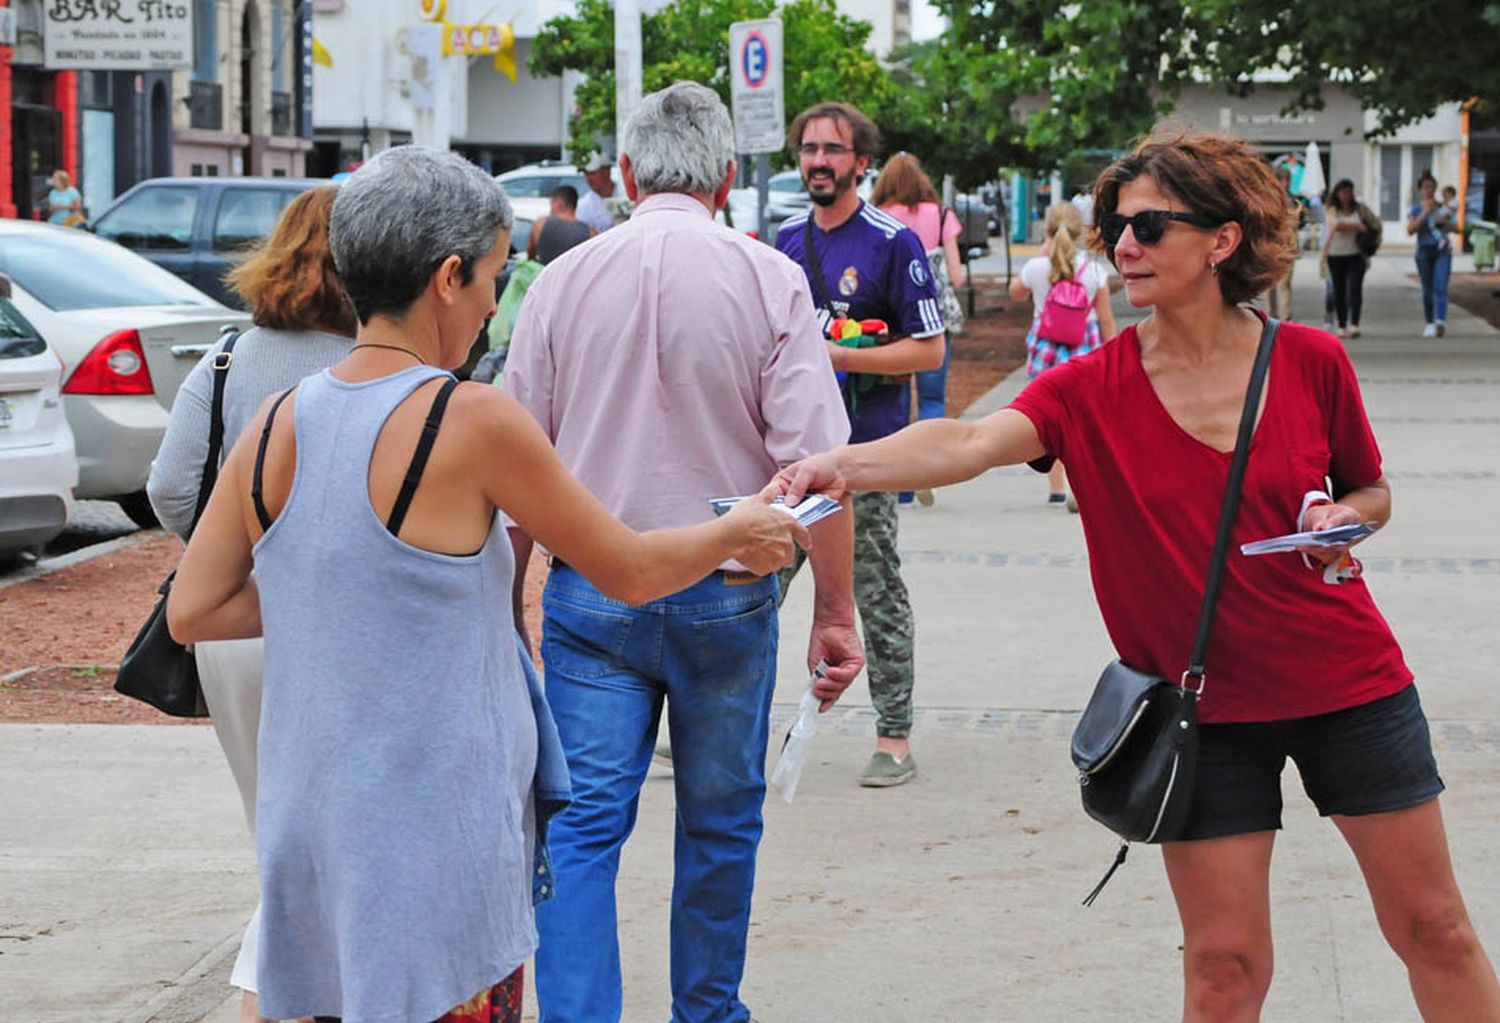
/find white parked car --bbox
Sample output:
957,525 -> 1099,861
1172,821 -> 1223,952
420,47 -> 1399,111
0,221 -> 249,528
0,277 -> 76,556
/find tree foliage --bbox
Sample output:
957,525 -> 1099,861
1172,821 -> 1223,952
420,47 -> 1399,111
529,0 -> 894,163
532,0 -> 1500,191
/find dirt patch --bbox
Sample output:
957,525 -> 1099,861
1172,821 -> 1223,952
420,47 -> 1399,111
1443,271 -> 1500,333
0,281 -> 1029,725
1,532 -> 182,677
942,278 -> 1031,415
0,665 -> 203,725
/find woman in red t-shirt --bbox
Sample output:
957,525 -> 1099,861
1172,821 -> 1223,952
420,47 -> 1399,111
775,130 -> 1500,1019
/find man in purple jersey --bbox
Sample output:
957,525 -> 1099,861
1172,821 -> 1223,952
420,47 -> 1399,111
775,101 -> 945,788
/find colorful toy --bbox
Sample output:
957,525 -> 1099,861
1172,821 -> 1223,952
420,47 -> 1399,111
828,317 -> 889,393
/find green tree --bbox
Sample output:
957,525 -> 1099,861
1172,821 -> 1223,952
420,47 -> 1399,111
1198,0 -> 1500,136
529,0 -> 895,164
916,0 -> 1500,182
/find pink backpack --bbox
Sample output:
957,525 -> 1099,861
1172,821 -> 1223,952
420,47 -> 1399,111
1037,274 -> 1090,347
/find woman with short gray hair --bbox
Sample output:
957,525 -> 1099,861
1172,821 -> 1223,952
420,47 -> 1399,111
166,144 -> 807,1023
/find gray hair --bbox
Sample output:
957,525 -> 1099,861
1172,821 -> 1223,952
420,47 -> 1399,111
329,145 -> 514,323
620,81 -> 734,198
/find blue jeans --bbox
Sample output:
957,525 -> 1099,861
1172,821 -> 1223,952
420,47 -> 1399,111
1414,245 -> 1452,324
914,341 -> 951,422
535,566 -> 779,1023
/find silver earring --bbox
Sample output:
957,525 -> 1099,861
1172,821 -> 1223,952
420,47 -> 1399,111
1209,261 -> 1220,276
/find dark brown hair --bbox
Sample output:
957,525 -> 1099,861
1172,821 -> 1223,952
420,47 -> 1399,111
787,101 -> 882,158
870,152 -> 939,208
1091,128 -> 1297,306
1328,178 -> 1358,214
226,186 -> 358,335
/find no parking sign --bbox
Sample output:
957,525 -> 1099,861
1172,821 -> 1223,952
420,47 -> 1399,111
729,19 -> 784,154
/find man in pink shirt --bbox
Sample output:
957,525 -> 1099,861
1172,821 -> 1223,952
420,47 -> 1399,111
504,81 -> 864,1023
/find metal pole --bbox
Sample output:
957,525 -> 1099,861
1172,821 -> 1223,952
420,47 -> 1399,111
614,0 -> 642,144
756,153 -> 770,241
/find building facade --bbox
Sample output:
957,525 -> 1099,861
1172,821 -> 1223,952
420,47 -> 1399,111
310,0 -> 580,176
1167,83 -> 1464,239
174,0 -> 313,177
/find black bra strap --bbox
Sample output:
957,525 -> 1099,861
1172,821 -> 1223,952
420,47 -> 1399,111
386,377 -> 460,538
252,387 -> 297,531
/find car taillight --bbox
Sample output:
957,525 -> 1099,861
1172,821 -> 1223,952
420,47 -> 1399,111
62,329 -> 155,396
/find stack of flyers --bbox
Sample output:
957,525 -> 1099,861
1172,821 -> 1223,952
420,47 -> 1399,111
1239,522 -> 1376,556
709,493 -> 843,528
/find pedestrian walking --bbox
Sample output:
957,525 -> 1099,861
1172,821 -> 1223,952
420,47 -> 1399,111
871,151 -> 965,507
1322,178 -> 1376,339
147,185 -> 357,1023
576,153 -> 619,234
503,82 -> 862,1023
1263,167 -> 1295,321
165,144 -> 808,1023
776,128 -> 1500,1022
1008,201 -> 1116,509
775,100 -> 946,789
42,169 -> 83,226
526,185 -> 595,264
1409,172 -> 1456,337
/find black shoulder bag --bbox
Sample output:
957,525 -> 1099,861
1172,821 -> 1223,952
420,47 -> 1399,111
114,331 -> 241,717
1071,316 -> 1278,904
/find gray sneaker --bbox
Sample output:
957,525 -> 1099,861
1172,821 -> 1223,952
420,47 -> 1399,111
859,750 -> 917,788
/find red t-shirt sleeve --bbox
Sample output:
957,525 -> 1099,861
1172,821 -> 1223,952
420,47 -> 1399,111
1007,359 -> 1080,471
1321,338 -> 1384,494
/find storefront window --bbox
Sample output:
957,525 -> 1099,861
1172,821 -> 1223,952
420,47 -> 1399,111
1379,147 -> 1402,221
194,0 -> 218,83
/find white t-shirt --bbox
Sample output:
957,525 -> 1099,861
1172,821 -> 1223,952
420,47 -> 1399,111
576,188 -> 615,233
1020,254 -> 1109,319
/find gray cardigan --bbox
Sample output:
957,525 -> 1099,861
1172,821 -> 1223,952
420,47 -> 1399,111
146,326 -> 354,538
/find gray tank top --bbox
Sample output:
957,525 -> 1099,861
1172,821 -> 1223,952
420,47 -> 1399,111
250,365 -> 538,1023
536,215 -> 593,264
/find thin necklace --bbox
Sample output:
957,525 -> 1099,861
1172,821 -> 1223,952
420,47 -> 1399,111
351,343 -> 424,364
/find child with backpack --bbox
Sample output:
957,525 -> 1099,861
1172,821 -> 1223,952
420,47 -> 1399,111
1009,201 -> 1117,509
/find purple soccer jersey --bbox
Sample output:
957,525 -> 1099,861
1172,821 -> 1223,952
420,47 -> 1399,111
776,202 -> 943,442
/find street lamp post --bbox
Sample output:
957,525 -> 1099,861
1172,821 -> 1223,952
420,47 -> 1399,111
614,0 -> 642,145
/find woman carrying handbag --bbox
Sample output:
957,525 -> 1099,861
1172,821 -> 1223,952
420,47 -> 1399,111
774,129 -> 1500,1021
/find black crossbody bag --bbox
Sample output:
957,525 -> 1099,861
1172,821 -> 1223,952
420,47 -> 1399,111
1071,316 -> 1278,904
114,331 -> 241,717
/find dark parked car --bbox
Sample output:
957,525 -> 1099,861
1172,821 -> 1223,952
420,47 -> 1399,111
87,177 -> 323,308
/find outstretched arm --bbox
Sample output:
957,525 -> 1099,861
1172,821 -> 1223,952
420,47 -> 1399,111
477,388 -> 807,605
779,408 -> 1047,503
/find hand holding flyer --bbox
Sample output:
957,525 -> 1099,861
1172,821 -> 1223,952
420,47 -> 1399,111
710,493 -> 843,528
1239,522 -> 1377,556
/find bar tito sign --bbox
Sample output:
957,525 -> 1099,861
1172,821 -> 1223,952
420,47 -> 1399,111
44,1 -> 193,71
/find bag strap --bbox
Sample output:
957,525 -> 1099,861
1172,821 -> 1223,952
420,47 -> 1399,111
1184,316 -> 1279,691
187,330 -> 241,537
803,215 -> 836,320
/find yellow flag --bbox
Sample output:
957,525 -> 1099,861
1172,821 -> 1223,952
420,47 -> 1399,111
492,23 -> 516,82
311,35 -> 333,68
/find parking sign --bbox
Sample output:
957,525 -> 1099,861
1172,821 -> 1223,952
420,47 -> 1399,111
729,19 -> 784,154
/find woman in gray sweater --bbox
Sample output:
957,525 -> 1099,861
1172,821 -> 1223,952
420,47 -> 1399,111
146,185 -> 356,1023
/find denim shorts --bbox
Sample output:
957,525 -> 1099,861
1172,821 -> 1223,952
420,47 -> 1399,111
1176,684 -> 1444,842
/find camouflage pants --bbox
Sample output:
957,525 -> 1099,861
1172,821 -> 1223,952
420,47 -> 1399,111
779,490 -> 915,738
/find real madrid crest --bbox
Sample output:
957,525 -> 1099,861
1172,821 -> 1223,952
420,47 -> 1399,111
838,266 -> 859,297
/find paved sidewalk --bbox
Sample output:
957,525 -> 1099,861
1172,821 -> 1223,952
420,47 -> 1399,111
3,254 -> 1498,1022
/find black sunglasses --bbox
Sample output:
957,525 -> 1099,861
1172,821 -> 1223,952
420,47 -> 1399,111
1099,210 -> 1221,247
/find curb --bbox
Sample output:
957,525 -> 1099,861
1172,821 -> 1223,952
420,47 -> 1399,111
0,530 -> 156,590
117,927 -> 243,1023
